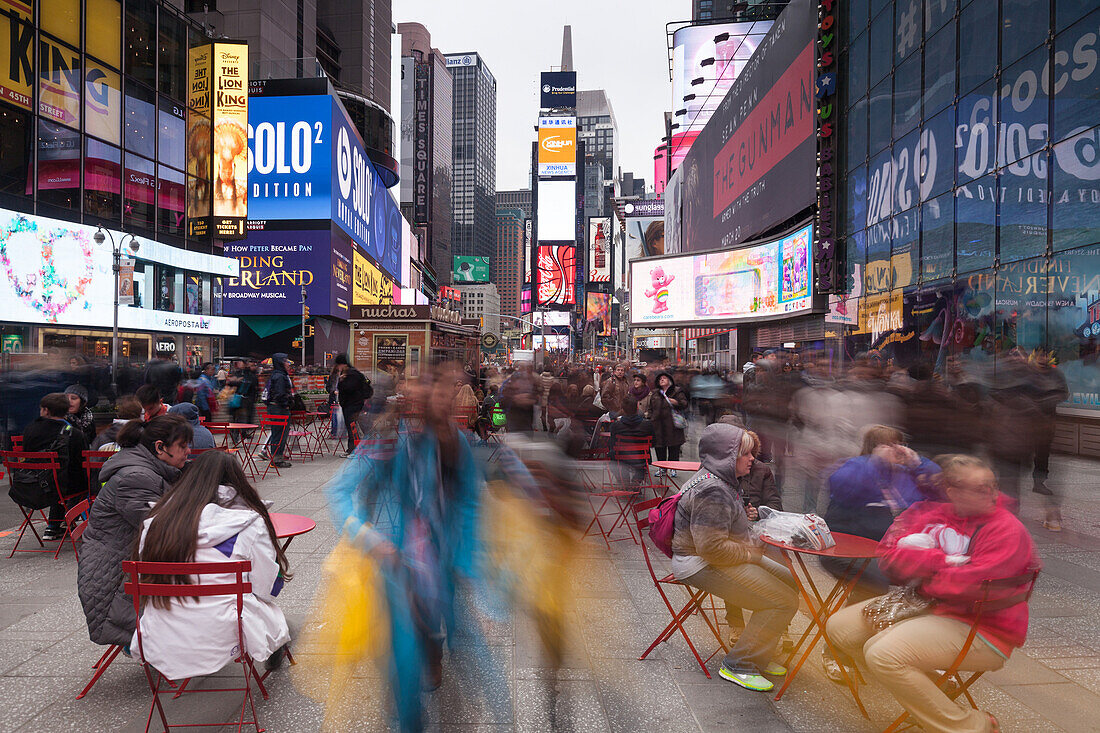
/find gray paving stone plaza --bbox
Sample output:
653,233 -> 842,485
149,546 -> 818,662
0,445 -> 1096,732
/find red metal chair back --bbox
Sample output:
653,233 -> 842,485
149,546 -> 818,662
10,435 -> 23,451
1,450 -> 78,558
64,498 -> 92,552
83,450 -> 115,497
122,560 -> 264,733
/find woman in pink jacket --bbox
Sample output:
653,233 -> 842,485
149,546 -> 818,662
826,454 -> 1039,733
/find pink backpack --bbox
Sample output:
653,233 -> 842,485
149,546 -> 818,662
648,472 -> 711,558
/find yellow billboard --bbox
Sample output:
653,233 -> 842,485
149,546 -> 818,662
211,42 -> 248,238
0,0 -> 32,112
537,116 -> 576,176
353,249 -> 394,306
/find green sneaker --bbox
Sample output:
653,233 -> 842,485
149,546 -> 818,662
718,666 -> 774,692
764,662 -> 787,676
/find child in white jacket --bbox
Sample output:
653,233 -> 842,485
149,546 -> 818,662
132,450 -> 291,681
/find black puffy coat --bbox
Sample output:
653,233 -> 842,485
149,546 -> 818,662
644,374 -> 687,448
77,444 -> 180,646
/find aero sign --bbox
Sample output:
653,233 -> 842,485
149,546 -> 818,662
538,117 -> 576,177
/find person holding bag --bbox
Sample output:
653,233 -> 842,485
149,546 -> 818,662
644,371 -> 687,475
826,455 -> 1039,733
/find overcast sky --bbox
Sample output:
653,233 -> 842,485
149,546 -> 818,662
393,0 -> 692,192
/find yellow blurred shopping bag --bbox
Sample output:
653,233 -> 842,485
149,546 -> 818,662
292,529 -> 390,720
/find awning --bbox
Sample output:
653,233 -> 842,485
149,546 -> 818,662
240,315 -> 302,338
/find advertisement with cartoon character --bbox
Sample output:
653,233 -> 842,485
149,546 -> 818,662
629,223 -> 814,327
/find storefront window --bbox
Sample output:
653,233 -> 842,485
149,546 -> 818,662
921,192 -> 953,282
0,104 -> 32,202
86,60 -> 122,145
998,150 -> 1048,263
956,80 -> 996,187
41,0 -> 81,50
1052,8 -> 1100,145
996,257 -> 1046,357
868,10 -> 892,86
1047,248 -> 1100,409
1002,0 -> 1048,68
956,171 -> 996,274
922,22 -> 955,120
124,153 -> 155,231
847,0 -> 869,37
1058,0 -> 1096,32
848,32 -> 869,103
925,0 -> 955,36
125,82 -> 156,158
38,36 -> 81,130
847,164 -> 867,234
158,13 -> 186,101
892,52 -> 920,138
156,265 -> 175,310
1000,47 -> 1049,169
1051,126 -> 1100,251
869,77 -> 891,157
125,0 -> 157,88
959,1 -> 997,95
84,138 -> 122,225
846,97 -> 867,171
922,106 -> 955,200
158,99 -> 185,169
37,120 -> 80,212
87,0 -> 122,69
184,274 -> 203,314
157,164 -> 185,235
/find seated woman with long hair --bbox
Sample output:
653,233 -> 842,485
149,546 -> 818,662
131,450 -> 292,680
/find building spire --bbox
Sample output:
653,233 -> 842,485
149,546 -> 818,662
561,25 -> 573,72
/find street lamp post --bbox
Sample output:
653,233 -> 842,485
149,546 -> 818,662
93,227 -> 139,400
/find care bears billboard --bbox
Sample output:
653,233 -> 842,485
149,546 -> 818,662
629,223 -> 814,327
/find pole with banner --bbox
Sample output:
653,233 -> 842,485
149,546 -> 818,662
300,286 -> 307,367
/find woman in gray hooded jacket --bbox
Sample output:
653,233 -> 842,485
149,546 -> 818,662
671,422 -> 798,693
77,415 -> 192,647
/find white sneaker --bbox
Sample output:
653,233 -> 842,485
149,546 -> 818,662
668,469 -> 677,477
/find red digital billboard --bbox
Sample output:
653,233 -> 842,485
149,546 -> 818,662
537,244 -> 575,307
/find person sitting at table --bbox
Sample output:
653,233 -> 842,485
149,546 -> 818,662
167,402 -> 216,449
136,384 -> 168,422
78,415 -> 192,649
131,450 -> 292,678
827,454 -> 1039,733
672,422 -> 798,693
608,394 -> 654,486
18,393 -> 88,540
93,396 -> 143,450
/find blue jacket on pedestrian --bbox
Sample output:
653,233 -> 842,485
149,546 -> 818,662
828,454 -> 941,511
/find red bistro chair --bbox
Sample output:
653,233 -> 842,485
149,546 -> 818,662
10,435 -> 23,451
122,560 -> 270,733
633,497 -> 728,679
582,437 -> 653,548
1,450 -> 83,558
881,568 -> 1041,732
258,413 -> 291,480
83,450 -> 116,499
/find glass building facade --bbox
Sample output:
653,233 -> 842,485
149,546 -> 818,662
839,0 -> 1100,417
0,0 -> 237,365
447,54 -> 497,266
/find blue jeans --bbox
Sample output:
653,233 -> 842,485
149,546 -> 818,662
682,557 -> 798,674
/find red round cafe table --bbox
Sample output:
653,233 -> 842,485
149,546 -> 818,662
270,512 -> 316,551
761,532 -> 880,715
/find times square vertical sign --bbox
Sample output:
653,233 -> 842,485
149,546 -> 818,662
814,0 -> 838,292
413,61 -> 431,225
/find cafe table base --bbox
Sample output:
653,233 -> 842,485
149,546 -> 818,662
762,533 -> 879,716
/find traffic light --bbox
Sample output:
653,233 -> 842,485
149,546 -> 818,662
292,338 -> 302,348
305,325 -> 315,337
303,305 -> 310,319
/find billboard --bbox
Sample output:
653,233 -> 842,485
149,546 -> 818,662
625,216 -> 666,262
671,21 -> 772,137
353,248 -> 395,306
536,179 -> 576,241
629,223 -> 814,327
211,42 -> 248,238
679,0 -> 816,252
223,229 -> 351,317
588,218 -> 611,282
453,256 -> 489,283
540,71 -> 577,109
0,0 -> 32,110
246,94 -> 403,284
524,218 -> 533,283
537,244 -> 576,307
537,116 -> 576,177
0,207 -> 238,334
586,292 -> 611,334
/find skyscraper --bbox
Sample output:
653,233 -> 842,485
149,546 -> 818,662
446,53 -> 498,272
494,207 -> 525,320
398,23 -> 453,289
